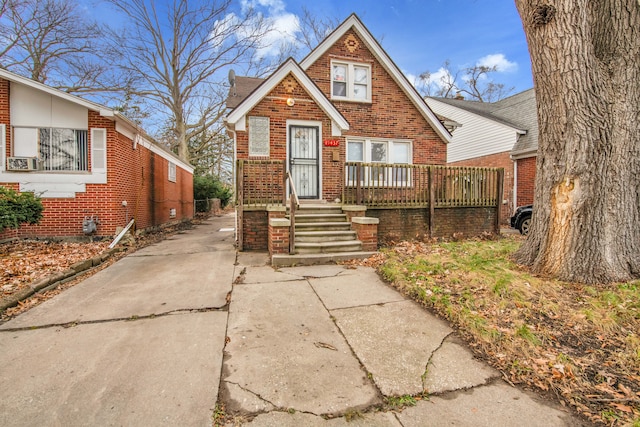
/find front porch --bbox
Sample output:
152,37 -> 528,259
236,160 -> 504,264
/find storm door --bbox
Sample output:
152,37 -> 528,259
289,125 -> 319,199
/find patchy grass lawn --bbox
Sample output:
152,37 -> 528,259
368,236 -> 639,426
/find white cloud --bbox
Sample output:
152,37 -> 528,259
241,0 -> 286,14
477,54 -> 517,72
257,12 -> 301,58
425,67 -> 455,89
221,0 -> 301,59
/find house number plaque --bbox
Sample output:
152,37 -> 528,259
323,139 -> 340,147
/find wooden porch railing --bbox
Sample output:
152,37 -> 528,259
237,160 -> 503,210
284,171 -> 300,254
342,163 -> 502,208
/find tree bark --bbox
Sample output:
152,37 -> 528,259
514,0 -> 640,284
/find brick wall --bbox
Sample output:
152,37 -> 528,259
0,79 -> 193,239
448,151 -> 513,222
432,207 -> 497,237
235,29 -> 447,204
242,210 -> 269,250
366,208 -> 429,245
516,156 -> 536,207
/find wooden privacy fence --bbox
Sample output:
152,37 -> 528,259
237,159 -> 503,209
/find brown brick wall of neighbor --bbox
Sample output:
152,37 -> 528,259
516,156 -> 536,207
0,78 -> 193,239
448,151 -> 513,222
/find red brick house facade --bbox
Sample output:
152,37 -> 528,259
0,69 -> 194,239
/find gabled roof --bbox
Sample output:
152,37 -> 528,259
0,67 -> 193,172
227,76 -> 264,110
299,13 -> 451,143
225,58 -> 350,133
428,89 -> 538,158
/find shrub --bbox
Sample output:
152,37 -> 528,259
193,175 -> 232,212
0,186 -> 44,231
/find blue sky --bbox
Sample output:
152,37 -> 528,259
83,0 -> 532,98
244,0 -> 533,95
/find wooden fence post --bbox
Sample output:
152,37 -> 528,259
236,160 -> 244,251
495,168 -> 504,234
429,166 -> 435,238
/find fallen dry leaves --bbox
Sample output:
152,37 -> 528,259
348,237 -> 640,426
1,217 -> 202,321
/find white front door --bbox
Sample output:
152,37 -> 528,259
289,125 -> 319,199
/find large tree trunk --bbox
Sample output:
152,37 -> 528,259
514,0 -> 640,284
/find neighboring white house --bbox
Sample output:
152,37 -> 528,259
425,89 -> 538,218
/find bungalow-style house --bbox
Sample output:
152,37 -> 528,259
226,14 -> 505,264
0,68 -> 194,239
425,89 -> 538,220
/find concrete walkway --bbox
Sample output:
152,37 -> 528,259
0,214 -> 588,426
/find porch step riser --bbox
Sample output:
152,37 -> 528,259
272,251 -> 377,267
295,232 -> 357,243
295,242 -> 363,254
293,214 -> 347,223
293,208 -> 343,215
295,223 -> 352,232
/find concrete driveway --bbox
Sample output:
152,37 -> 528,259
0,214 -> 588,426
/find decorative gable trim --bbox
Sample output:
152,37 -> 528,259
225,59 -> 349,134
300,14 -> 452,144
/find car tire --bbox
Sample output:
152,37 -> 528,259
519,217 -> 531,235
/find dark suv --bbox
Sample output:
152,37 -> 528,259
510,205 -> 532,235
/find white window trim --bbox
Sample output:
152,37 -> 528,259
168,161 -> 177,182
0,124 -> 5,172
248,116 -> 270,157
91,128 -> 107,174
346,138 -> 413,186
331,60 -> 372,103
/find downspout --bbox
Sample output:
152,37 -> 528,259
227,123 -> 238,244
512,159 -> 518,211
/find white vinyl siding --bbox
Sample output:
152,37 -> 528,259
425,98 -> 519,163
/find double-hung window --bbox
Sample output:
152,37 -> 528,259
331,61 -> 371,102
12,127 -> 89,171
346,139 -> 412,186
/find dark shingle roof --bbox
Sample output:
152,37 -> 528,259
226,76 -> 265,110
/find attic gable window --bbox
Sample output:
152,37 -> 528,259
331,61 -> 371,102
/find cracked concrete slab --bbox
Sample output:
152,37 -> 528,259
132,216 -> 236,256
236,252 -> 271,267
278,264 -> 351,278
0,312 -> 226,427
222,382 -> 276,413
1,251 -> 233,328
332,300 -> 452,396
396,382 -> 584,427
241,266 -> 305,284
310,267 -> 405,310
423,335 -> 500,394
224,280 -> 380,415
243,410 -> 402,426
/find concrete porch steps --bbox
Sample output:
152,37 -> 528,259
272,251 -> 377,267
271,203 -> 376,266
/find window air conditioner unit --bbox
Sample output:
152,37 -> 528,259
7,157 -> 39,171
